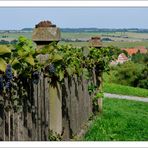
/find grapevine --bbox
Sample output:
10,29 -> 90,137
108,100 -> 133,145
0,36 -> 122,112
5,64 -> 13,90
0,77 -> 3,95
32,71 -> 40,84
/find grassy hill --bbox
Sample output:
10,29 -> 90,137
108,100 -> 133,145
104,83 -> 148,97
84,98 -> 148,141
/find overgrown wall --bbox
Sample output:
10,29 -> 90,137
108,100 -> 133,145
0,69 -> 100,141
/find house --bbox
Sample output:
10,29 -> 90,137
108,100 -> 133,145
121,46 -> 147,56
110,53 -> 128,65
110,46 -> 147,66
116,53 -> 129,64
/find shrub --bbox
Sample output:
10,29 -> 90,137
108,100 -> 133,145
114,61 -> 144,86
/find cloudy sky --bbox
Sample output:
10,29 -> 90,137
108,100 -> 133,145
0,7 -> 148,29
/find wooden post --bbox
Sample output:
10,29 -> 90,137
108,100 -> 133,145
98,98 -> 103,113
97,73 -> 103,113
49,81 -> 62,135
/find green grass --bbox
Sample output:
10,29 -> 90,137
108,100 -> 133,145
59,40 -> 148,48
0,32 -> 32,41
84,98 -> 148,141
1,31 -> 148,48
103,83 -> 148,98
104,41 -> 148,48
61,32 -> 148,40
59,41 -> 89,47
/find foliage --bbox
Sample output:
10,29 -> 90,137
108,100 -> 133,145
87,46 -> 121,73
48,130 -> 62,141
130,52 -> 148,89
103,82 -> 148,97
104,48 -> 148,89
104,61 -> 148,88
92,91 -> 104,113
114,61 -> 144,86
134,65 -> 148,89
88,83 -> 97,94
84,98 -> 148,141
0,36 -> 121,111
131,52 -> 148,64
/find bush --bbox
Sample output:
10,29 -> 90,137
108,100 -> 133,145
135,65 -> 148,89
113,61 -> 144,86
104,61 -> 148,89
131,52 -> 148,64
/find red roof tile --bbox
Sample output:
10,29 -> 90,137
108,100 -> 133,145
122,46 -> 147,56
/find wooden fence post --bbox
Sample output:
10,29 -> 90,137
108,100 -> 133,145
49,81 -> 62,135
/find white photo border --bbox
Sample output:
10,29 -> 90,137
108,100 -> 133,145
0,1 -> 148,147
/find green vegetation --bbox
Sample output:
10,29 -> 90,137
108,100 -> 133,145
104,60 -> 148,89
103,83 -> 148,97
2,31 -> 148,48
84,98 -> 148,141
0,32 -> 32,40
104,41 -> 148,48
59,41 -> 148,48
59,41 -> 89,47
0,36 -> 121,112
61,32 -> 148,40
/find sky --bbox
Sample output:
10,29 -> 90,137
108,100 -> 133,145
0,7 -> 148,29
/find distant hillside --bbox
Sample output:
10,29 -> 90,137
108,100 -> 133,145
1,28 -> 148,33
21,28 -> 33,31
61,28 -> 148,33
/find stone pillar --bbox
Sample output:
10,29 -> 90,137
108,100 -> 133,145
32,21 -> 62,135
89,36 -> 102,49
32,20 -> 61,49
89,36 -> 103,112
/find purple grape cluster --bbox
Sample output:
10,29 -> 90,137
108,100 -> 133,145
6,64 -> 13,80
5,64 -> 13,90
32,71 -> 40,84
0,77 -> 3,94
48,64 -> 56,74
61,63 -> 66,69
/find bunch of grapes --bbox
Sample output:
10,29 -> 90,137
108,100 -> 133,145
5,64 -> 13,90
61,62 -> 66,69
6,64 -> 13,80
48,63 -> 56,75
32,71 -> 40,84
0,77 -> 3,94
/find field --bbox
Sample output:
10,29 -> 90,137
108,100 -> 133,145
61,32 -> 148,47
61,32 -> 148,40
1,31 -> 148,48
0,32 -> 32,41
84,98 -> 148,141
59,40 -> 148,48
103,83 -> 148,97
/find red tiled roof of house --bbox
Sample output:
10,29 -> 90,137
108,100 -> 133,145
125,48 -> 138,56
122,46 -> 147,56
136,46 -> 147,54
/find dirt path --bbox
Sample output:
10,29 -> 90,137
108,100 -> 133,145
104,93 -> 148,102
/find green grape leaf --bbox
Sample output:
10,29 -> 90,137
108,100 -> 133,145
11,58 -> 19,65
18,49 -> 28,57
66,67 -> 72,76
11,58 -> 21,70
52,54 -> 63,62
0,45 -> 11,55
0,58 -> 7,72
25,55 -> 35,66
18,36 -> 26,42
59,70 -> 64,81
